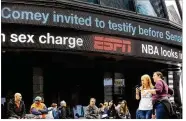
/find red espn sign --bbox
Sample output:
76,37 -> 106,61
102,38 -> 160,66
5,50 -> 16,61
93,36 -> 131,53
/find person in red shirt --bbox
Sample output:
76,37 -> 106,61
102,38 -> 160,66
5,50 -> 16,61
147,71 -> 174,119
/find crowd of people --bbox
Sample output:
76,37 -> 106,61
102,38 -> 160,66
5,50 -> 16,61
2,71 -> 178,119
85,98 -> 131,119
3,94 -> 131,119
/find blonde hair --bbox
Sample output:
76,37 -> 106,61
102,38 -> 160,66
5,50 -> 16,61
141,74 -> 154,90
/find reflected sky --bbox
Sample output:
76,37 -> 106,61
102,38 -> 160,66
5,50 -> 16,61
165,0 -> 181,18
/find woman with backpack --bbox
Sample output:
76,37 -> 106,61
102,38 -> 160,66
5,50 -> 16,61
147,71 -> 174,119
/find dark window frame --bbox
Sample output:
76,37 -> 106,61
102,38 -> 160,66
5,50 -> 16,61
70,0 -> 181,25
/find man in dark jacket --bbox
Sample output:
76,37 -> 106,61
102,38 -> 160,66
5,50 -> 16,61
7,93 -> 26,119
58,100 -> 72,119
85,98 -> 99,119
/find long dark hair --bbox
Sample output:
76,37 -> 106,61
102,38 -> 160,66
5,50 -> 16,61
108,100 -> 115,110
119,100 -> 129,114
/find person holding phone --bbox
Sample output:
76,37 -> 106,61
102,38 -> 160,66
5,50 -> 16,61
136,74 -> 154,119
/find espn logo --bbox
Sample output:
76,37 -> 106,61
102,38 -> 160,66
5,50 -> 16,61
93,36 -> 131,53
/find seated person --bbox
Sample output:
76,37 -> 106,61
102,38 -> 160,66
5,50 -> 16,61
30,96 -> 48,119
99,102 -> 109,119
58,101 -> 72,119
46,103 -> 59,119
7,93 -> 26,119
85,98 -> 99,119
117,100 -> 131,119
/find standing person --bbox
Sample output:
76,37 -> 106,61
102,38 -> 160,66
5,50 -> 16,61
136,74 -> 154,119
117,100 -> 131,119
7,93 -> 26,119
147,71 -> 174,119
84,98 -> 99,119
58,100 -> 72,119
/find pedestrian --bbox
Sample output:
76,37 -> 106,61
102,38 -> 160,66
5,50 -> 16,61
136,74 -> 154,119
146,71 -> 174,119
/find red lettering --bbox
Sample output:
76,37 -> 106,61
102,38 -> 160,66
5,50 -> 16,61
93,36 -> 132,53
104,42 -> 113,51
122,40 -> 131,53
94,41 -> 103,50
114,43 -> 122,51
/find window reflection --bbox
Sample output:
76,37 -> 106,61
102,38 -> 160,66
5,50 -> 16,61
135,0 -> 166,18
165,0 -> 182,25
179,0 -> 182,10
100,0 -> 134,11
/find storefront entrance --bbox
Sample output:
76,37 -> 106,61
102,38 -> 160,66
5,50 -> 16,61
2,50 -> 175,118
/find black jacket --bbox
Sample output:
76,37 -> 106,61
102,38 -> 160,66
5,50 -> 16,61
7,99 -> 26,118
108,106 -> 117,118
58,106 -> 72,119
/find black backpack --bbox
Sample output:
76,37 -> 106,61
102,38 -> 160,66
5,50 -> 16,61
160,81 -> 178,119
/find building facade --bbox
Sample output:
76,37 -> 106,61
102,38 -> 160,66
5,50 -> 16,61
1,0 -> 182,118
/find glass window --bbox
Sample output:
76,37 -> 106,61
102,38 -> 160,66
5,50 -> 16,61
103,72 -> 113,101
179,0 -> 182,10
135,0 -> 166,18
114,73 -> 125,96
100,0 -> 134,11
165,0 -> 182,25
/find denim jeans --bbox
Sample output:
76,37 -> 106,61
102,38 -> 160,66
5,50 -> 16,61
136,109 -> 152,119
155,103 -> 169,119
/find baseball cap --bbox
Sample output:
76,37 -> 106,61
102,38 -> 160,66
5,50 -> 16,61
35,96 -> 42,101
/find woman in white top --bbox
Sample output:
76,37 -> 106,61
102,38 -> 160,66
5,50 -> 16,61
136,74 -> 154,119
